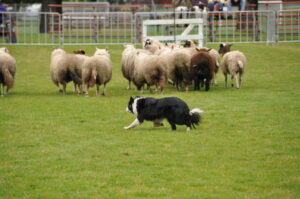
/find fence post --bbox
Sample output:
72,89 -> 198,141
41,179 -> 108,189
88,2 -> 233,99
266,10 -> 277,43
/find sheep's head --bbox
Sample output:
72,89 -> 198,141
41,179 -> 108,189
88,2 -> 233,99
94,48 -> 110,57
143,38 -> 161,53
219,43 -> 232,55
73,49 -> 85,55
51,48 -> 65,58
183,40 -> 196,48
144,39 -> 152,48
0,47 -> 9,53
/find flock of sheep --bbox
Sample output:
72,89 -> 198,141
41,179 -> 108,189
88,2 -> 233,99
122,39 -> 247,93
0,39 -> 247,96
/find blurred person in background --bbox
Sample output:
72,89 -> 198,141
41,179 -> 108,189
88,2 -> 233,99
0,0 -> 7,24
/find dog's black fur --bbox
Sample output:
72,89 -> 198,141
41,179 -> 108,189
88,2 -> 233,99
125,96 -> 202,130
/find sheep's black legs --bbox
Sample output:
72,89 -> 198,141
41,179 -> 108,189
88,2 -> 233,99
194,78 -> 200,90
205,79 -> 210,91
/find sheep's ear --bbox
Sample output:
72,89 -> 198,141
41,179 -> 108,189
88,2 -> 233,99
105,47 -> 109,52
220,43 -> 224,48
207,48 -> 212,52
195,47 -> 200,52
4,47 -> 9,53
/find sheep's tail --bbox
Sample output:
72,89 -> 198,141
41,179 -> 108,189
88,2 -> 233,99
237,60 -> 244,69
156,66 -> 167,92
189,108 -> 204,129
2,66 -> 14,90
87,69 -> 97,87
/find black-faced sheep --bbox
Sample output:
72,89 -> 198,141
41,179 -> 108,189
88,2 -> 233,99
0,47 -> 16,95
190,48 -> 216,91
50,49 -> 83,94
218,43 -> 247,89
73,49 -> 86,55
82,48 -> 112,96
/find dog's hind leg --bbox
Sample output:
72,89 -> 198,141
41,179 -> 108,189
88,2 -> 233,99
153,120 -> 164,127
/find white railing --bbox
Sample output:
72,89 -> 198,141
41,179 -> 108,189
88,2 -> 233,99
0,10 -> 299,45
142,18 -> 204,47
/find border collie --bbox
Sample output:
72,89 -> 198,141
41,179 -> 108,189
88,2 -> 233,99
124,96 -> 203,131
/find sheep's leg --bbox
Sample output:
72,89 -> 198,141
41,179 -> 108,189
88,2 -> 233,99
231,75 -> 234,87
85,85 -> 89,97
239,74 -> 242,88
194,78 -> 200,90
0,84 -> 3,96
185,84 -> 189,92
102,84 -> 107,96
62,83 -> 66,94
127,81 -> 131,90
205,78 -> 210,91
73,83 -> 77,93
234,75 -> 240,89
78,85 -> 82,95
224,73 -> 228,87
96,84 -> 100,96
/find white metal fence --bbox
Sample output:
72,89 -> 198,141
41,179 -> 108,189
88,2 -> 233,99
0,10 -> 299,45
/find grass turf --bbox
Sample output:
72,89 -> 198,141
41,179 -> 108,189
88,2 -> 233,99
0,43 -> 299,199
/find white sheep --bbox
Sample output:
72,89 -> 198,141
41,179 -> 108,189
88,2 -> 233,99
121,45 -> 151,90
219,44 -> 247,89
82,48 -> 112,96
0,47 -> 16,95
133,50 -> 167,93
50,49 -> 83,94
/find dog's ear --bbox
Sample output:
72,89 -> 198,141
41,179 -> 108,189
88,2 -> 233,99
129,96 -> 134,103
137,98 -> 146,110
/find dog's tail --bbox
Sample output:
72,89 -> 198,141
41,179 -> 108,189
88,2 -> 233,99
189,108 -> 204,128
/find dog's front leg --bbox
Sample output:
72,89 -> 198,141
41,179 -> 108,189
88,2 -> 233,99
124,118 -> 140,130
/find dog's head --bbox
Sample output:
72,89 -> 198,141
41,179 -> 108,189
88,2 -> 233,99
126,96 -> 142,115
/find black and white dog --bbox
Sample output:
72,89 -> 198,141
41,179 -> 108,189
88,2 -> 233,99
124,96 -> 203,131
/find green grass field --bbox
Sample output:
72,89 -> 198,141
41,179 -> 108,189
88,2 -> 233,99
0,43 -> 299,199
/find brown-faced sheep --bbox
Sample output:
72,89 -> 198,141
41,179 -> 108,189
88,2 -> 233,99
219,43 -> 247,89
82,48 -> 112,96
50,49 -> 83,94
190,48 -> 216,91
133,50 -> 167,93
0,47 -> 16,95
